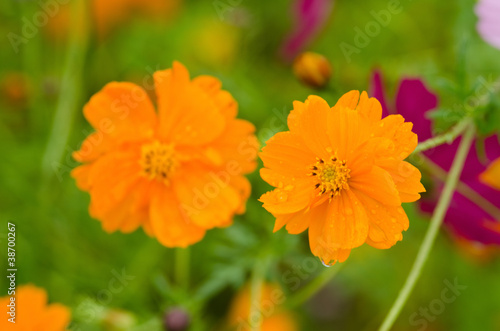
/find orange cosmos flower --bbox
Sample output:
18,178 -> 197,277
227,283 -> 298,331
260,91 -> 425,265
72,62 -> 258,247
0,284 -> 71,330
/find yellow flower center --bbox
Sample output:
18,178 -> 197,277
140,141 -> 178,184
309,155 -> 351,198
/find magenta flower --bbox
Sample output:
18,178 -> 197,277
279,0 -> 334,62
370,71 -> 500,247
475,0 -> 500,50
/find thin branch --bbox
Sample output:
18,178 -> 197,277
413,118 -> 469,153
378,122 -> 475,331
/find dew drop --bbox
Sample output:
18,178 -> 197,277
345,208 -> 353,215
277,191 -> 288,202
320,258 -> 334,267
391,218 -> 396,223
278,181 -> 284,188
371,209 -> 376,214
284,184 -> 294,191
326,147 -> 333,153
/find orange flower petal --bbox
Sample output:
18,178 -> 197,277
192,75 -> 238,119
355,191 -> 409,249
259,177 -> 315,215
348,137 -> 395,177
36,303 -> 71,331
273,209 -> 311,234
293,95 -> 332,158
96,180 -> 150,234
479,157 -> 500,191
83,82 -> 157,143
327,106 -> 372,160
323,189 -> 369,249
260,131 -> 316,180
0,285 -> 70,330
71,164 -> 92,191
150,187 -> 206,248
73,131 -> 117,163
377,158 -> 426,202
172,164 -> 242,229
371,114 -> 418,160
154,61 -> 226,146
308,203 -> 353,264
355,91 -> 383,122
350,166 -> 401,206
209,118 -> 258,174
85,149 -> 143,216
333,90 -> 360,109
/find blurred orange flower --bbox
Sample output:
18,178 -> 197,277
228,283 -> 297,331
0,72 -> 30,108
72,62 -> 258,247
46,0 -> 181,40
0,284 -> 71,330
479,157 -> 500,191
260,91 -> 425,265
292,51 -> 332,89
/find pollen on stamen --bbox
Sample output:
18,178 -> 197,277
139,141 -> 178,184
308,154 -> 351,199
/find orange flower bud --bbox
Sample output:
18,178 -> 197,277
292,52 -> 332,89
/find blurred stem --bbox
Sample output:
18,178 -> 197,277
378,122 -> 475,331
175,247 -> 190,290
249,257 -> 269,331
420,154 -> 500,220
286,263 -> 342,309
41,0 -> 89,179
413,117 -> 469,153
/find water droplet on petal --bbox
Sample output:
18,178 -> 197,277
391,218 -> 396,223
284,184 -> 294,191
345,208 -> 353,215
371,209 -> 376,214
276,191 -> 288,202
320,258 -> 334,267
326,147 -> 333,153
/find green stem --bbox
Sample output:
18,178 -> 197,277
286,263 -> 342,309
249,258 -> 269,331
413,117 -> 469,153
41,0 -> 89,179
175,247 -> 190,290
378,122 -> 475,331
